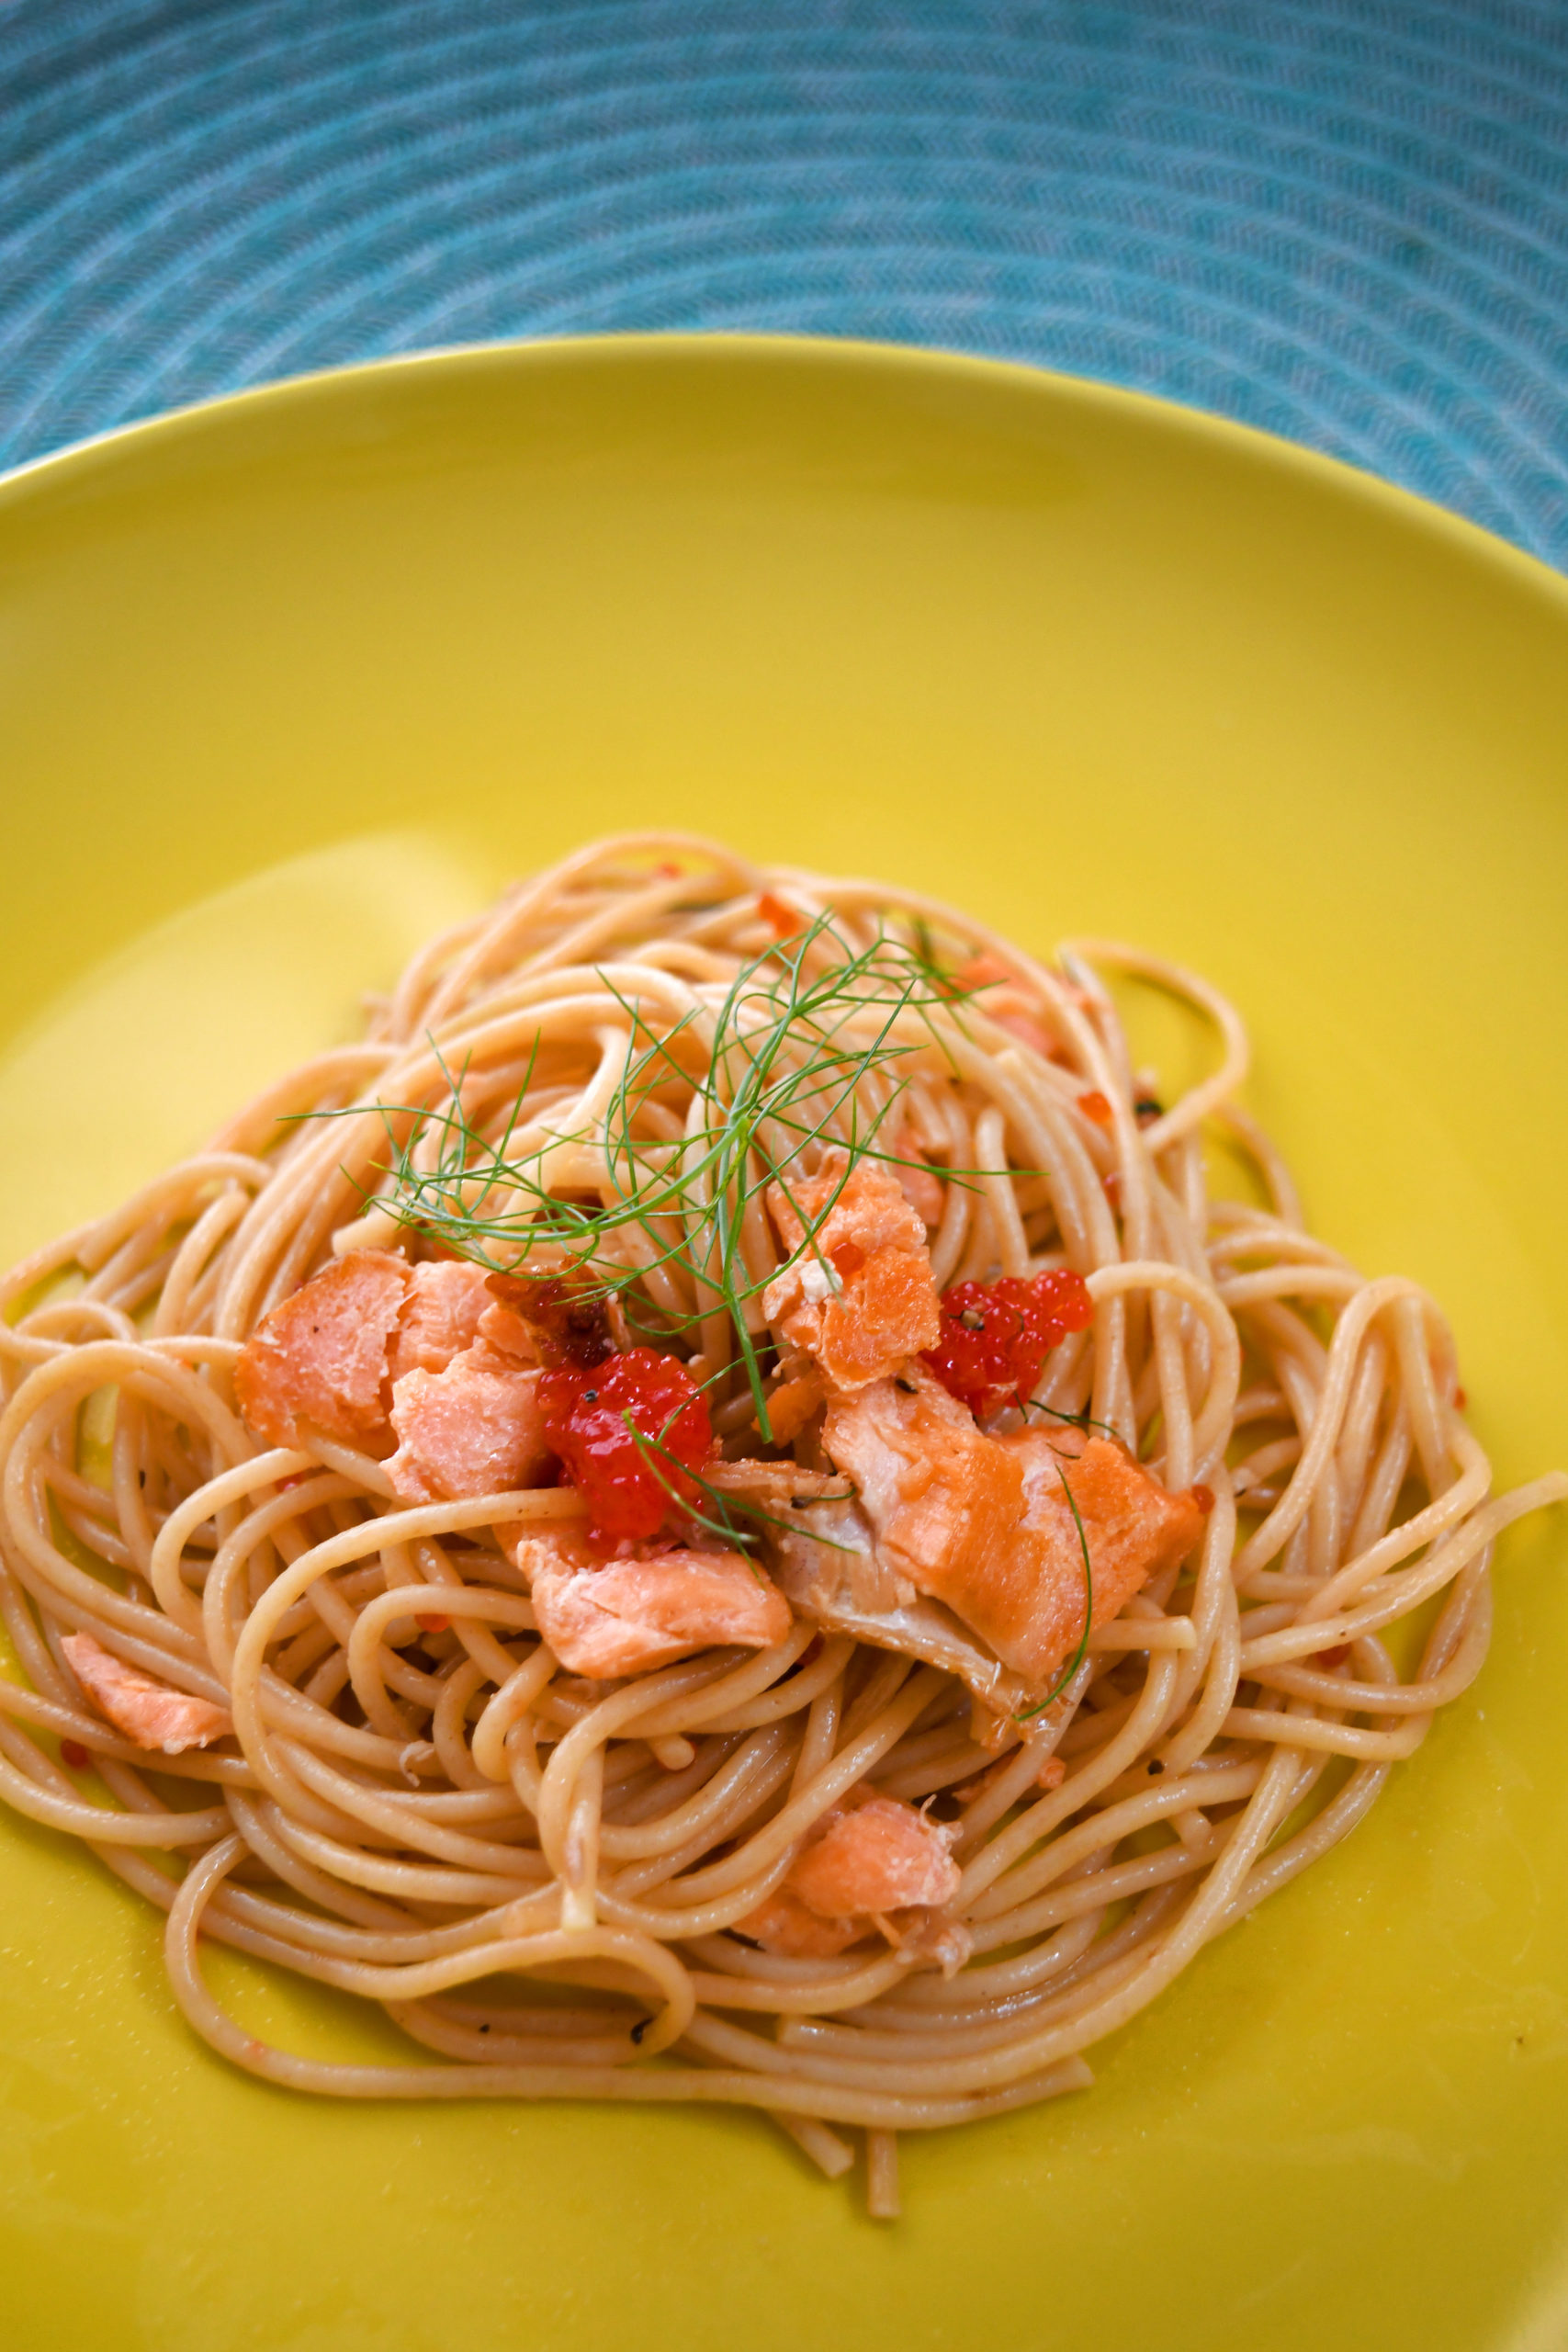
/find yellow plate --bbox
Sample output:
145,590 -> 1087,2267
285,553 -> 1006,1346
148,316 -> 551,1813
2,336 -> 1566,2352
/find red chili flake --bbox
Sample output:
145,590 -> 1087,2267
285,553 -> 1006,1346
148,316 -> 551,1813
757,891 -> 804,942
828,1238 -> 866,1279
1077,1090 -> 1113,1125
415,1614 -> 450,1634
654,861 -> 681,878
485,1273 -> 613,1369
1319,1644 -> 1352,1669
1189,1485 -> 1215,1515
922,1269 -> 1094,1419
538,1347 -> 715,1545
1103,1170 -> 1122,1210
61,1739 -> 90,1771
1454,1386 -> 1467,1411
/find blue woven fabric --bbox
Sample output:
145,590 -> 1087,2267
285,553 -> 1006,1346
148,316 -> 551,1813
0,1 -> 1564,565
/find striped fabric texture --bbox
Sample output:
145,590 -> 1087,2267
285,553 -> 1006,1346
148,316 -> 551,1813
0,1 -> 1564,564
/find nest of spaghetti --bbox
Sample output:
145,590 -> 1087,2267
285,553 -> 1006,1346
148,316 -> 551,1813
0,832 -> 1560,2218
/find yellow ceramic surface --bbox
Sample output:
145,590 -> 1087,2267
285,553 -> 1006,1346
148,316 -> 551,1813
1,336 -> 1566,2352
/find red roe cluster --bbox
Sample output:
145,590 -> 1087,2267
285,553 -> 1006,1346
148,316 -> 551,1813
922,1269 -> 1094,1419
537,1348 -> 714,1546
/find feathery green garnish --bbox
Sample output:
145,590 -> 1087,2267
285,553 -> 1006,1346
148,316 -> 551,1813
617,1408 -> 860,1562
1014,1464 -> 1094,1722
328,909 -> 1003,1438
1022,1397 -> 1118,1441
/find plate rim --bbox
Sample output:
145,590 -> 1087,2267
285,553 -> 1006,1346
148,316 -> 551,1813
3,317 -> 1567,2352
1,326 -> 1564,618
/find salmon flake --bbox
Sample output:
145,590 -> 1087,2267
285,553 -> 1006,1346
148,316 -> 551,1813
538,1348 -> 715,1545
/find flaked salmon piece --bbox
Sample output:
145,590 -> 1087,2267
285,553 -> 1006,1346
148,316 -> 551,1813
472,1298 -> 537,1363
733,1887 -> 970,1971
386,1355 -> 552,1504
236,1253 -> 519,1462
891,1909 -> 974,1978
757,1467 -> 1043,1731
992,1004 -> 1058,1058
773,1526 -> 1035,1717
889,1134 -> 946,1227
62,1632 -> 231,1754
789,1792 -> 961,1919
234,1250 -> 409,1449
734,1885 -> 869,1959
748,1464 -> 1040,1720
387,1261 -> 493,1382
706,1455 -> 854,1521
513,1534 -> 793,1680
1000,1427 -> 1206,1673
733,1796 -> 964,1961
823,1369 -> 1202,1686
762,1149 -> 941,1392
760,1370 -> 825,1445
823,1366 -> 1032,1664
953,956 -> 1063,1061
953,952 -> 1012,989
713,1455 -> 914,1611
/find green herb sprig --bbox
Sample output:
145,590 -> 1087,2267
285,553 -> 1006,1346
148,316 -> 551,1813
1014,1464 -> 1094,1722
331,910 -> 1005,1439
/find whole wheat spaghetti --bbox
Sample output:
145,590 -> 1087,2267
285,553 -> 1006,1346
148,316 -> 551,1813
0,832 -> 1560,2220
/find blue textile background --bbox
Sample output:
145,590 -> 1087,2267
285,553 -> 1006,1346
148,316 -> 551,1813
0,1 -> 1564,565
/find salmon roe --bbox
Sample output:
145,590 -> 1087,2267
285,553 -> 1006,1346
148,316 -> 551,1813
538,1348 -> 715,1545
922,1269 -> 1094,1419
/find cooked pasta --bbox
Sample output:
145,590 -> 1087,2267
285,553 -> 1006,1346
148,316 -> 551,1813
0,831 -> 1560,2220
